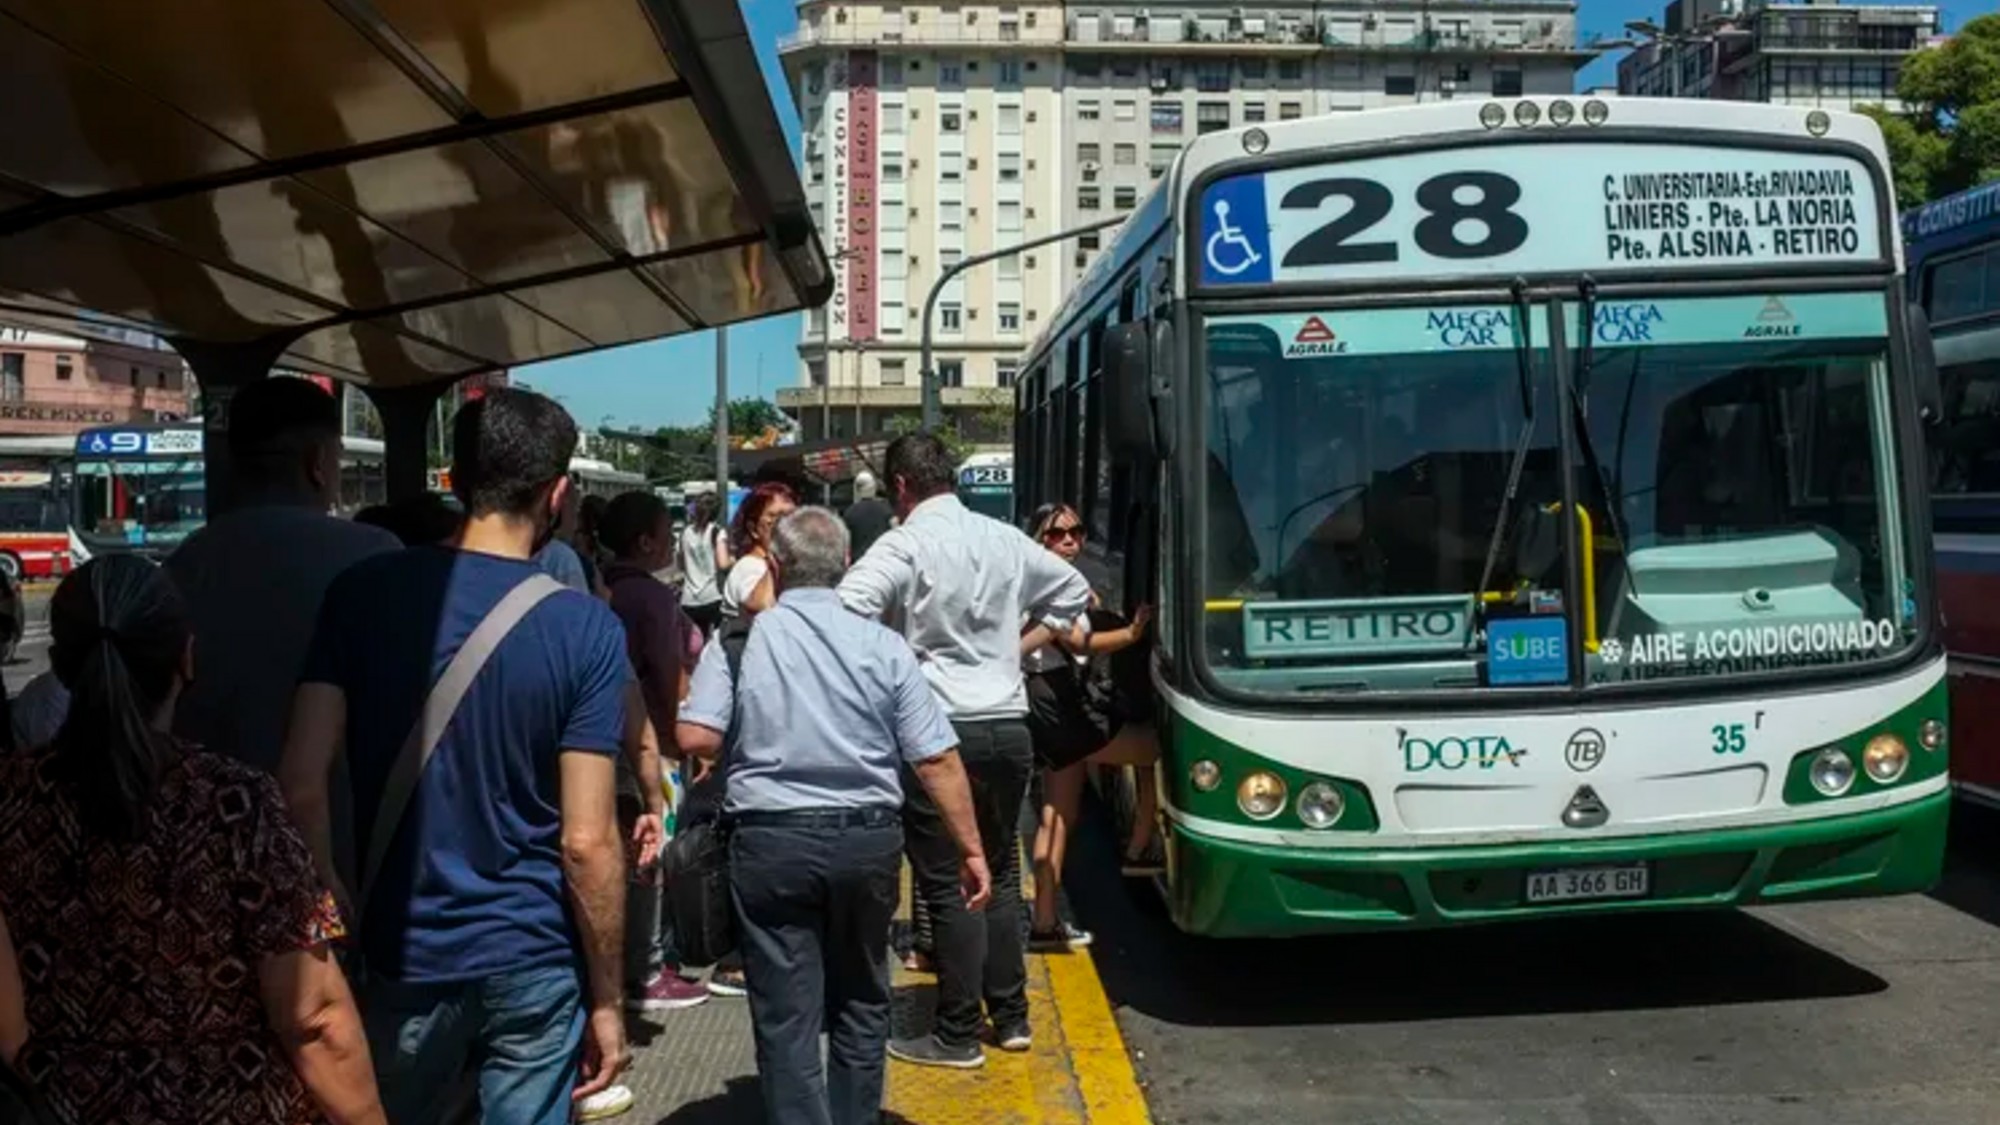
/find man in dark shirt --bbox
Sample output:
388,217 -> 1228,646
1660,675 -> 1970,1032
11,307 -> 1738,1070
280,388 -> 632,1123
843,470 -> 895,559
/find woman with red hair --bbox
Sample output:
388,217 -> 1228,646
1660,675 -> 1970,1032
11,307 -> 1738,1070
721,482 -> 799,619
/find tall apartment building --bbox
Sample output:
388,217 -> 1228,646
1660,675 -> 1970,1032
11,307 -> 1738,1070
1617,0 -> 1940,110
780,2 -> 1589,442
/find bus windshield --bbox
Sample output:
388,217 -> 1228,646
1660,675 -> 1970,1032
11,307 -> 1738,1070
1199,292 -> 1919,694
75,457 -> 206,552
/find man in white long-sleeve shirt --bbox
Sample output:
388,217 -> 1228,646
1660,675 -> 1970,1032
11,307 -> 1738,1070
838,433 -> 1091,1069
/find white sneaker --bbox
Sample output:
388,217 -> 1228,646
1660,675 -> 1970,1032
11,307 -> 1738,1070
577,1084 -> 635,1121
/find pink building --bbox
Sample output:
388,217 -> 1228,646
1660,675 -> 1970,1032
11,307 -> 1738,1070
0,326 -> 193,437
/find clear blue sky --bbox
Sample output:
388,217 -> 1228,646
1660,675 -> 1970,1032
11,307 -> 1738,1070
522,0 -> 1984,429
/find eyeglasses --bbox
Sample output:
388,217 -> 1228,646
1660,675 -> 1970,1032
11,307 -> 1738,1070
1042,524 -> 1085,543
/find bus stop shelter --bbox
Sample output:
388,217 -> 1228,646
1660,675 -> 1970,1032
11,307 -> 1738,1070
0,0 -> 829,508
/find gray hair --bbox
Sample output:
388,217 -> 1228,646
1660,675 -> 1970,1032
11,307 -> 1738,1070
770,506 -> 850,589
853,470 -> 879,499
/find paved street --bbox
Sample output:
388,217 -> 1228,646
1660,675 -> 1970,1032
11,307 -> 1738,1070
4,583 -> 50,698
1066,797 -> 2000,1125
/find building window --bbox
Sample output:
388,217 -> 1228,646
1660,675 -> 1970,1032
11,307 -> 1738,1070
1113,142 -> 1137,165
55,355 -> 73,381
1244,102 -> 1267,123
939,359 -> 965,388
998,60 -> 1022,87
941,152 -> 964,181
1114,98 -> 1136,121
1114,185 -> 1137,209
1078,141 -> 1102,165
883,158 -> 904,183
884,103 -> 906,134
880,359 -> 906,386
883,249 -> 907,280
1278,59 -> 1304,81
941,202 -> 963,230
999,303 -> 1022,333
999,201 -> 1023,233
156,370 -> 167,390
1077,98 -> 1101,121
1197,60 -> 1230,92
809,306 -> 827,337
1385,75 -> 1417,97
1279,100 -> 1303,120
1493,69 -> 1523,97
1112,57 -> 1140,79
998,151 -> 1022,182
131,365 -> 141,388
939,60 -> 964,87
1073,54 -> 1102,79
881,204 -> 907,232
940,304 -> 963,333
1150,142 -> 1178,176
997,362 -> 1019,388
998,253 -> 1022,280
1241,57 -> 1268,82
1151,101 -> 1183,134
1080,232 -> 1101,250
0,353 -> 22,401
1197,102 -> 1230,134
941,107 -> 963,133
997,103 -> 1022,135
1078,186 -> 1101,210
808,359 -> 827,387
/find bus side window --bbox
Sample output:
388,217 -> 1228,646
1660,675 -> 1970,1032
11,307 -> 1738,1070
1935,360 -> 2000,494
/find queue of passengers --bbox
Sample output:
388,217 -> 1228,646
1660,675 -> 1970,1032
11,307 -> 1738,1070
0,380 -> 1156,1125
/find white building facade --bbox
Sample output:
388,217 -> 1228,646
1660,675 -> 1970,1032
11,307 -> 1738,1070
781,1 -> 1589,441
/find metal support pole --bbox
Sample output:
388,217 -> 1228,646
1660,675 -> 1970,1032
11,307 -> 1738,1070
919,214 -> 1129,431
714,326 -> 730,498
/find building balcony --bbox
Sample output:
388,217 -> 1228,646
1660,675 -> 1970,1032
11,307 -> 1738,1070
780,19 -> 1061,54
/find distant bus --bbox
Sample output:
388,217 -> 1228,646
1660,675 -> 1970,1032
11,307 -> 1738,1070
1904,179 -> 2000,807
0,435 -> 78,580
72,424 -> 385,560
957,450 -> 1014,523
430,459 -> 649,502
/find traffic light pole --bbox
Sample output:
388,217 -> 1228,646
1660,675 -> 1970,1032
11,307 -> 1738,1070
918,214 -> 1130,431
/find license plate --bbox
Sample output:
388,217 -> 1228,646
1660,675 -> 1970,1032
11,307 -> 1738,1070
1525,864 -> 1650,904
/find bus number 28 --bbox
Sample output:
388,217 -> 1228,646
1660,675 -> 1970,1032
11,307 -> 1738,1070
1279,172 -> 1530,268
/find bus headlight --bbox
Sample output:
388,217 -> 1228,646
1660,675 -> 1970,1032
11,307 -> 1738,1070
1296,782 -> 1344,829
1810,748 -> 1856,797
1863,733 -> 1909,783
1920,718 -> 1946,751
1190,760 -> 1222,792
1237,771 -> 1287,820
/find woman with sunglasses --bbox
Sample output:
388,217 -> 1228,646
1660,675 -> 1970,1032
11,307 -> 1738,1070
722,482 -> 799,620
1020,503 -> 1163,951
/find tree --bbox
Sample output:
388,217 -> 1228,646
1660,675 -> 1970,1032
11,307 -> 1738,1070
1860,13 -> 2000,207
704,397 -> 793,446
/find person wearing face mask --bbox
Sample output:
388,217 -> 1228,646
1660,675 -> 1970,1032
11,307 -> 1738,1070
279,388 -> 634,1124
164,377 -> 401,781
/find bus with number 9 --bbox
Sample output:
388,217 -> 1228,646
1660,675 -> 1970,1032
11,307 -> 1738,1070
1014,97 -> 1947,936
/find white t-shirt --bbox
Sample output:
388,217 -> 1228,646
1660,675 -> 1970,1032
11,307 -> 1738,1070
678,522 -> 725,607
722,555 -> 770,619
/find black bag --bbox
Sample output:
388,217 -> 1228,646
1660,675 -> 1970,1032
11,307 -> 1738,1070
659,617 -> 752,967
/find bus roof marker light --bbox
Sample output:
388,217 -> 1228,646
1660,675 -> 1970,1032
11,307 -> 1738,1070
1548,99 -> 1575,127
1243,127 -> 1270,155
1582,99 -> 1610,126
1920,718 -> 1946,751
1806,110 -> 1832,136
1863,733 -> 1909,783
1513,100 -> 1540,127
1479,102 -> 1507,129
1810,747 -> 1856,797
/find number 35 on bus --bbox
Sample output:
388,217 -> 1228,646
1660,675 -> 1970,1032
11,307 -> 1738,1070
1015,98 -> 1948,937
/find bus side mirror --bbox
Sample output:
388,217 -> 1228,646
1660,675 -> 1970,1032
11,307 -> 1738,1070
1104,322 -> 1156,460
1908,303 -> 1942,425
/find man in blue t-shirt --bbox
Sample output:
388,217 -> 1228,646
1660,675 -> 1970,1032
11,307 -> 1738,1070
280,388 -> 632,1124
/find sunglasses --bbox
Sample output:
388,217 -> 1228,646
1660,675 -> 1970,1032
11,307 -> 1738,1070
1042,524 -> 1085,543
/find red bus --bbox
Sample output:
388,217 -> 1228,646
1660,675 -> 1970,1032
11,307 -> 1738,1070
0,436 -> 76,581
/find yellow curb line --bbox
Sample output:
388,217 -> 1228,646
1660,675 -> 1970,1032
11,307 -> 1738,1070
1046,948 -> 1153,1125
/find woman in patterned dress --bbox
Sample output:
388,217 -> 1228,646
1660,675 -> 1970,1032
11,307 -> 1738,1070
0,557 -> 385,1125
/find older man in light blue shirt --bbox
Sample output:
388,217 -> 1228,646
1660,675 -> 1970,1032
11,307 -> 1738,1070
677,506 -> 987,1125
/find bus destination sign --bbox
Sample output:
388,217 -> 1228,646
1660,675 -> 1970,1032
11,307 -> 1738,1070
1197,143 -> 1881,287
75,428 -> 204,457
1243,595 -> 1475,661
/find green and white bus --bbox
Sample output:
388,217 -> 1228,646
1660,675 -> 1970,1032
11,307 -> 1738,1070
1014,97 -> 1948,936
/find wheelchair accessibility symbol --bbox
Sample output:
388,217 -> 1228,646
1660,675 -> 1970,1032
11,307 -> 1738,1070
1205,200 -> 1262,277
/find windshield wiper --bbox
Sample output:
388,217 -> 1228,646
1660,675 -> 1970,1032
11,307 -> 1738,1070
1568,277 -> 1635,577
1475,279 -> 1540,601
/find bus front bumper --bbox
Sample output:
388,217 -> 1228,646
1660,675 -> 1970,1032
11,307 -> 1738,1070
1165,789 -> 1950,938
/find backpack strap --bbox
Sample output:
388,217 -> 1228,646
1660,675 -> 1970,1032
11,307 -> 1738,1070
359,573 -> 567,924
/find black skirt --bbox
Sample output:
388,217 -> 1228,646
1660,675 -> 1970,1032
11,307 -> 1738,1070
1025,664 -> 1117,771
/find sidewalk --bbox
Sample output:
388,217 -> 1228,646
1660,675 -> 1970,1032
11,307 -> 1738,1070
620,864 -> 1150,1125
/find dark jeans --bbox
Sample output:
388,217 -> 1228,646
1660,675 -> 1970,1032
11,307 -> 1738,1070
730,812 -> 903,1125
902,718 -> 1034,1047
